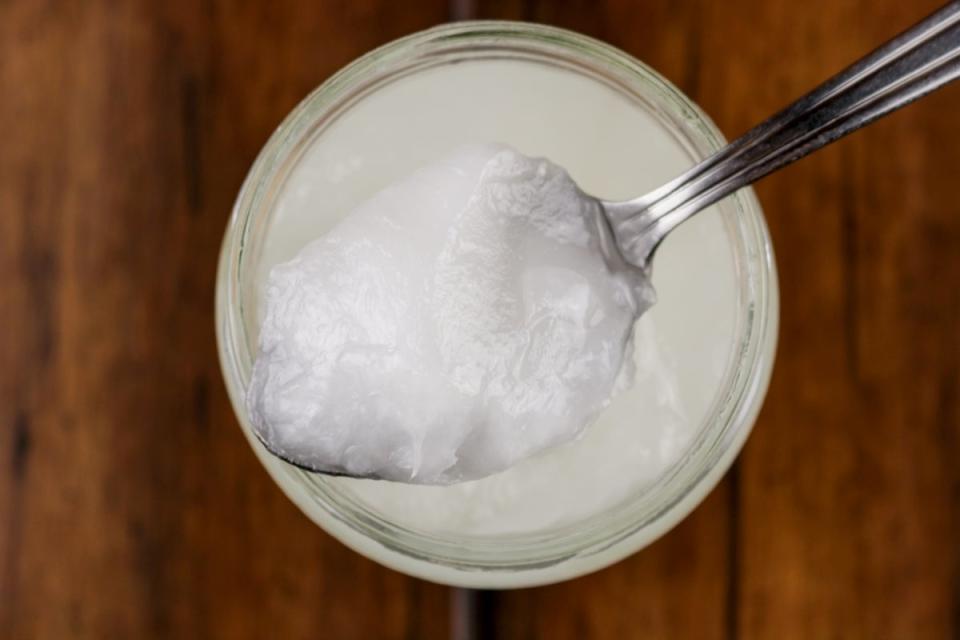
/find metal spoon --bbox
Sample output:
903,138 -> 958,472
268,1 -> 960,479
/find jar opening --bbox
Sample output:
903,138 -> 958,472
216,21 -> 777,587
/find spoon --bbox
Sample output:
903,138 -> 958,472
267,1 -> 960,479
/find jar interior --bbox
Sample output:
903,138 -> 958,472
223,27 -> 772,574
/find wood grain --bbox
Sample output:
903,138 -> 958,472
0,1 -> 450,638
1,0 -> 959,638
469,0 -> 960,638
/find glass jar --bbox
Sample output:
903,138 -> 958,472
216,21 -> 778,588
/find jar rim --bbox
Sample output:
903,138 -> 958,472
215,20 -> 778,588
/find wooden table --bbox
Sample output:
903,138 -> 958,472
2,0 -> 958,637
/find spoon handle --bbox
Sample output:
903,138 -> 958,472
609,1 -> 960,265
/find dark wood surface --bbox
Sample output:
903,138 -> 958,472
1,0 -> 958,638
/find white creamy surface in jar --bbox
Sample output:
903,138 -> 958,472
255,59 -> 738,535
